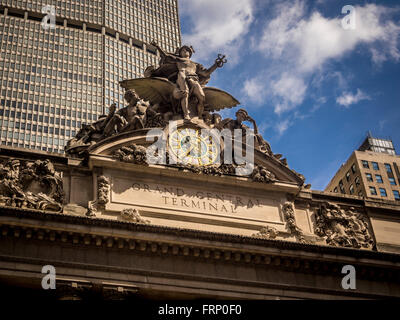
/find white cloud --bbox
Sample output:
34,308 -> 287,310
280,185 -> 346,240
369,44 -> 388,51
336,89 -> 371,107
180,0 -> 254,63
243,78 -> 265,104
243,1 -> 400,116
270,73 -> 307,114
275,118 -> 292,136
258,2 -> 400,72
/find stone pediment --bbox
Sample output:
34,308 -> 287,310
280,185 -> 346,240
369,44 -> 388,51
85,120 -> 305,187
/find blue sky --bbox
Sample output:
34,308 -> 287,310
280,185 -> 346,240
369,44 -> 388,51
178,0 -> 400,190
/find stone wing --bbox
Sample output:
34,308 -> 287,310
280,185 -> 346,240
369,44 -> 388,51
203,87 -> 240,112
119,77 -> 175,105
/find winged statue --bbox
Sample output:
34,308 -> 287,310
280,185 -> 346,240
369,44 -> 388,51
119,42 -> 240,121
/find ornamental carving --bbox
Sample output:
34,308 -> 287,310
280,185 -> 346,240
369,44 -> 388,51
120,208 -> 150,224
315,202 -> 374,249
252,226 -> 279,240
86,176 -> 111,217
0,159 -> 64,212
112,144 -> 148,165
282,202 -> 307,243
251,165 -> 276,183
97,176 -> 110,205
112,143 -> 280,184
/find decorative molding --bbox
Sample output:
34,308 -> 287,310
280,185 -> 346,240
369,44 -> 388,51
120,208 -> 150,224
1,207 -> 395,262
112,144 -> 148,165
250,165 -> 276,184
112,143 -> 280,184
252,226 -> 279,239
0,219 -> 396,282
315,202 -> 375,249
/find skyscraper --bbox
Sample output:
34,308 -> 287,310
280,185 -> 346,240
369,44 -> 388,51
0,0 -> 181,153
325,134 -> 400,201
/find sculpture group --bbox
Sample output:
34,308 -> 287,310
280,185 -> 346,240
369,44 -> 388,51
65,42 -> 288,166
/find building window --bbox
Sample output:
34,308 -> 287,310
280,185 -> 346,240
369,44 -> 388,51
349,184 -> 354,195
369,186 -> 377,195
355,176 -> 360,186
379,188 -> 387,197
394,190 -> 400,200
362,160 -> 369,169
366,173 -> 373,182
333,187 -> 338,193
372,162 -> 379,170
375,175 -> 383,183
389,177 -> 397,186
351,164 -> 356,174
339,180 -> 345,194
358,192 -> 363,197
385,163 -> 393,173
346,171 -> 350,182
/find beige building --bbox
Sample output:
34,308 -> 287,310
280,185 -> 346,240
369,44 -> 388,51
1,124 -> 400,299
325,135 -> 400,202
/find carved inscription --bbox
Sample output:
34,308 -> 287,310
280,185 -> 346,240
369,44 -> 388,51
111,177 -> 284,223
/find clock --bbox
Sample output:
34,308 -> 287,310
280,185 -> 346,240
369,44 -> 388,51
168,127 -> 219,166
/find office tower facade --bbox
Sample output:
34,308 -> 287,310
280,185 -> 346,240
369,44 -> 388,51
0,0 -> 181,153
325,134 -> 400,201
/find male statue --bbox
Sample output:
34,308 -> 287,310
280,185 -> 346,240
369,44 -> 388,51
104,89 -> 149,136
150,41 -> 226,120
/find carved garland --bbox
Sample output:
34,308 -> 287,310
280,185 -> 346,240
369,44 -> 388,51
87,176 -> 111,217
112,144 -> 277,184
282,202 -> 308,244
97,176 -> 110,205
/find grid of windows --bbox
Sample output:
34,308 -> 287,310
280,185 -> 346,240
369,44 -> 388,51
0,1 -> 181,152
0,0 -> 181,54
0,17 -> 103,152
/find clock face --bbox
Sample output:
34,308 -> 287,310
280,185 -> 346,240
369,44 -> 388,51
168,127 -> 219,166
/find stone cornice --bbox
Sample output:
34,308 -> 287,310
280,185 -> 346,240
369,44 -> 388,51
1,205 -> 399,266
0,254 -> 396,299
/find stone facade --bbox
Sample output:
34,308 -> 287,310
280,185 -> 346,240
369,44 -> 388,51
0,41 -> 399,301
0,141 -> 399,300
